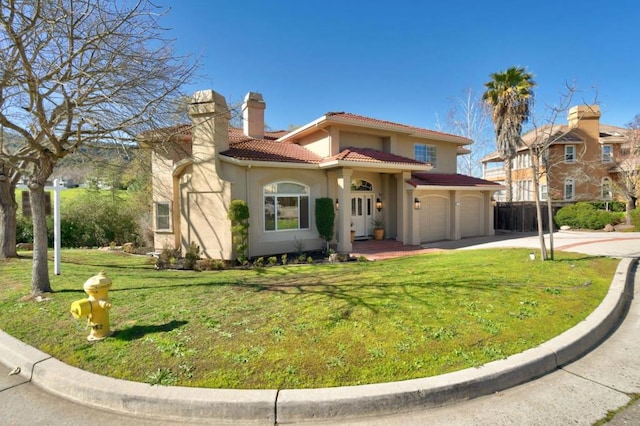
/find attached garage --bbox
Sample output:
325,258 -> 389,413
419,195 -> 449,242
460,194 -> 483,238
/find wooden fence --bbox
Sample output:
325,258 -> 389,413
494,202 -> 562,232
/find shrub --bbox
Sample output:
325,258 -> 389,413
194,259 -> 226,271
60,190 -> 139,247
184,242 -> 201,270
554,202 -> 618,230
155,246 -> 181,270
315,197 -> 335,250
228,200 -> 250,265
589,201 -> 626,212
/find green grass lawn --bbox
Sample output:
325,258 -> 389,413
0,248 -> 618,389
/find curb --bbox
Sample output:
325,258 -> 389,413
0,258 -> 636,424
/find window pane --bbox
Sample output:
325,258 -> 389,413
264,184 -> 278,194
277,182 -> 307,194
299,196 -> 309,228
415,144 -> 426,162
157,216 -> 170,230
277,196 -> 298,230
265,196 -> 276,231
156,203 -> 170,230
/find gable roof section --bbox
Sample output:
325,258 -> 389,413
221,139 -> 321,165
279,112 -> 472,145
409,172 -> 503,190
320,147 -> 430,169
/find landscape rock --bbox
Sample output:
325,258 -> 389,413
560,225 -> 571,231
603,224 -> 615,232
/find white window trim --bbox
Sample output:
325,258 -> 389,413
414,143 -> 437,168
564,178 -> 575,200
601,178 -> 613,200
564,145 -> 575,163
601,144 -> 613,163
263,181 -> 310,232
155,201 -> 172,232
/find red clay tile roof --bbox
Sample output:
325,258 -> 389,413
321,147 -> 429,166
326,112 -> 472,144
228,127 -> 286,143
221,139 -> 321,164
408,173 -> 502,188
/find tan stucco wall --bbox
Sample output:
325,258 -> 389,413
297,131 -> 331,158
151,151 -> 178,250
244,167 -> 328,258
339,131 -> 383,151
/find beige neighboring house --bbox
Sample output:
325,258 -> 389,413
481,105 -> 633,204
140,89 -> 502,261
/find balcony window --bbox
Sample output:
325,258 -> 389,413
602,145 -> 613,163
415,144 -> 437,168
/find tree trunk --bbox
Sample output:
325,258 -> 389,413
626,198 -> 636,225
546,195 -> 554,260
530,157 -> 547,260
29,185 -> 52,295
504,157 -> 513,202
0,177 -> 18,258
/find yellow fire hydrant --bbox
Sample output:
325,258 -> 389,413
70,271 -> 113,341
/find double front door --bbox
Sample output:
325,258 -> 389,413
351,194 -> 373,238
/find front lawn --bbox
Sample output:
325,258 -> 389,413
0,248 -> 618,389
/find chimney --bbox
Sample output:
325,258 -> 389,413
568,105 -> 601,127
242,92 -> 266,138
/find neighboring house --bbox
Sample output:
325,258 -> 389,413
140,89 -> 502,260
481,105 -> 633,204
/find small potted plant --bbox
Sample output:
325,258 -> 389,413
350,221 -> 356,243
372,215 -> 384,240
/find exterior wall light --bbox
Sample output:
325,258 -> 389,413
414,197 -> 421,210
335,198 -> 339,210
375,196 -> 383,212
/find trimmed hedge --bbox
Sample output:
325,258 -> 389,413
554,202 -> 618,230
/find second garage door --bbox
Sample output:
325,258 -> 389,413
460,195 -> 483,238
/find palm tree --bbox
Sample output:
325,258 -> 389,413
482,67 -> 536,202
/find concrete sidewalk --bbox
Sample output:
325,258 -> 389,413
1,231 -> 639,424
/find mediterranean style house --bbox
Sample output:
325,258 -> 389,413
141,89 -> 502,260
481,105 -> 632,204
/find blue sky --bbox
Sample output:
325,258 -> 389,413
160,0 -> 639,132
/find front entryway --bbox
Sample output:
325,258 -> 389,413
351,194 -> 374,239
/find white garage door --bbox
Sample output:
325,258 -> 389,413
420,196 -> 449,242
460,195 -> 483,238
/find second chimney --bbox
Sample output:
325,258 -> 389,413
242,92 -> 266,138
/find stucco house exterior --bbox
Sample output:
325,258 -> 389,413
481,105 -> 632,204
141,89 -> 502,261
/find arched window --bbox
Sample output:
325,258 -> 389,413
564,178 -> 575,200
264,182 -> 309,231
601,178 -> 613,200
351,179 -> 373,191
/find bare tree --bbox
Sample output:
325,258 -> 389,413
614,115 -> 640,222
439,88 -> 492,177
0,0 -> 196,295
0,157 -> 20,258
521,85 -> 579,260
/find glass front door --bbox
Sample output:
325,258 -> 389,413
351,194 -> 373,238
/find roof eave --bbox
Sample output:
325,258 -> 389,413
319,160 -> 433,171
413,184 -> 505,191
219,155 -> 319,169
326,116 -> 472,144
